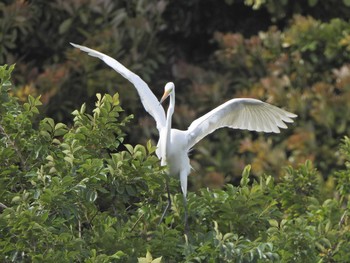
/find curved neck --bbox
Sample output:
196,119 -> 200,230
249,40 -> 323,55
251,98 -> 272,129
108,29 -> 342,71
164,91 -> 175,161
166,92 -> 175,129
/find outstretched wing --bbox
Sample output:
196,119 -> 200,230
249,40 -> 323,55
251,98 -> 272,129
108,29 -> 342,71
186,98 -> 297,149
70,43 -> 166,132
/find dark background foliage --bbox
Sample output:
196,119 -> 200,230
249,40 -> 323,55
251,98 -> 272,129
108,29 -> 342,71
3,0 -> 350,184
1,0 -> 350,261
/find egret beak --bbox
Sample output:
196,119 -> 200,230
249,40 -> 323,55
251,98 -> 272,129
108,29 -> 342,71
160,90 -> 170,104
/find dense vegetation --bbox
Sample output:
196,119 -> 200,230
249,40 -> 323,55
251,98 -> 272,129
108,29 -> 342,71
1,64 -> 350,262
1,0 -> 350,261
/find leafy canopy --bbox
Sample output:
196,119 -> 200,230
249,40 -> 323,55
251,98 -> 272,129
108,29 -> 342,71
1,64 -> 350,262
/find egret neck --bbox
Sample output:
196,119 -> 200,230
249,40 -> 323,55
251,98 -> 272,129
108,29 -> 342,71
163,86 -> 175,167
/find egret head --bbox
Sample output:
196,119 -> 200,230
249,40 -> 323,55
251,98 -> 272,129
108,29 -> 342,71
160,82 -> 175,103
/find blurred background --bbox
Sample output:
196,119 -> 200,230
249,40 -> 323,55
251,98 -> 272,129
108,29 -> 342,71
2,0 -> 350,192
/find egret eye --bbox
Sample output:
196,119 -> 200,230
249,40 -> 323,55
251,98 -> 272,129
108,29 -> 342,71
164,82 -> 174,93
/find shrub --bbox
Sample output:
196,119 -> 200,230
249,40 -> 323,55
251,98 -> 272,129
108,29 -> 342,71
1,64 -> 350,262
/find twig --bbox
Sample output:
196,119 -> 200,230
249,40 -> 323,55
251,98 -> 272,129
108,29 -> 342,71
0,202 -> 8,210
130,213 -> 145,232
339,210 -> 347,228
78,220 -> 82,238
0,202 -> 8,215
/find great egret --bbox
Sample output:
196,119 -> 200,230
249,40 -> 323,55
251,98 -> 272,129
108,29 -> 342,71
71,43 -> 297,226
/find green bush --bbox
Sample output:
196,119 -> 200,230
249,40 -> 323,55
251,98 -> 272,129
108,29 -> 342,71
2,1 -> 350,261
1,64 -> 350,262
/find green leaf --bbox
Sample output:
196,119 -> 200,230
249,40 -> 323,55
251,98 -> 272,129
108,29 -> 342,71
110,251 -> 126,259
80,103 -> 86,114
34,95 -> 42,106
134,144 -> 146,157
54,129 -> 67,137
64,156 -> 74,165
55,123 -> 67,130
40,130 -> 51,140
86,190 -> 98,202
11,196 -> 21,203
28,94 -> 35,105
152,257 -> 162,263
268,219 -> 279,228
125,144 -> 134,154
45,118 -> 55,128
344,0 -> 350,6
31,107 -> 39,114
308,0 -> 318,6
223,233 -> 234,241
59,18 -> 73,34
23,103 -> 30,111
146,251 -> 152,261
240,165 -> 251,186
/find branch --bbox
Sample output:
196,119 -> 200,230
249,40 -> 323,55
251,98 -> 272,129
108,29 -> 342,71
0,124 -> 27,170
0,202 -> 8,212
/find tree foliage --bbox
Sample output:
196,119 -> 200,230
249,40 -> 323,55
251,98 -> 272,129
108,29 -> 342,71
1,1 -> 350,261
1,65 -> 350,262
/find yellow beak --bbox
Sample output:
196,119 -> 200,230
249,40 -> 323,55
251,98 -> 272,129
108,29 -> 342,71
160,90 -> 170,104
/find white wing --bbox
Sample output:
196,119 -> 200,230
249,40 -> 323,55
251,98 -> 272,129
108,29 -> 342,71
70,43 -> 166,132
186,98 -> 297,149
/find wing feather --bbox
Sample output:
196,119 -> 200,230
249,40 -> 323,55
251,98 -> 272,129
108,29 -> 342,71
70,43 -> 166,132
265,105 -> 288,129
261,105 -> 279,133
186,98 -> 297,149
258,107 -> 273,131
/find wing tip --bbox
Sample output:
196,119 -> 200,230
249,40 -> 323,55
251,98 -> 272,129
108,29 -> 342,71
70,42 -> 87,52
287,112 -> 298,118
70,42 -> 103,60
70,42 -> 82,49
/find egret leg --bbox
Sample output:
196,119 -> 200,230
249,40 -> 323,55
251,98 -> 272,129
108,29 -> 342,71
158,177 -> 171,225
183,194 -> 189,234
179,170 -> 190,233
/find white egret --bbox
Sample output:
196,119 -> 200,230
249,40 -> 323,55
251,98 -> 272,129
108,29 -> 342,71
71,43 -> 297,227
